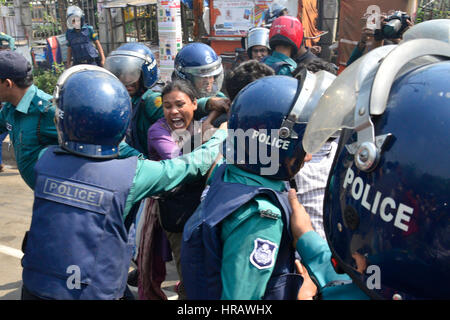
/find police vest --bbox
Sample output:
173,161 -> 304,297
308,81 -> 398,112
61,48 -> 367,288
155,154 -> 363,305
181,164 -> 303,300
66,26 -> 98,62
22,146 -> 137,299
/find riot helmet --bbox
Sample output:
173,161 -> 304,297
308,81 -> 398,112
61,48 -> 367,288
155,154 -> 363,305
174,43 -> 224,98
224,70 -> 335,180
53,65 -> 131,159
104,42 -> 159,90
246,27 -> 270,61
303,38 -> 450,299
66,5 -> 85,30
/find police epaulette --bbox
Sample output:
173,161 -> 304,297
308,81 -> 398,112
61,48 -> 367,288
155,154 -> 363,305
259,209 -> 279,220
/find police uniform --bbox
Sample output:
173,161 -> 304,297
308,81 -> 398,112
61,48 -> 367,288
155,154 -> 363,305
219,165 -> 299,299
296,231 -> 370,300
21,128 -> 226,300
182,163 -> 302,300
0,32 -> 15,50
66,25 -> 99,65
263,51 -> 297,76
126,89 -> 164,156
0,50 -> 58,189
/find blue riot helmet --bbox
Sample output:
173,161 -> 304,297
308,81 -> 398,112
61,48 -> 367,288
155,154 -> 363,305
66,5 -> 85,30
104,42 -> 159,89
174,43 -> 224,98
224,71 -> 335,180
303,38 -> 450,299
53,65 -> 131,159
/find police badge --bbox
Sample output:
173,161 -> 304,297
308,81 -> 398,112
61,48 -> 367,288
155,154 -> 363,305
250,238 -> 278,270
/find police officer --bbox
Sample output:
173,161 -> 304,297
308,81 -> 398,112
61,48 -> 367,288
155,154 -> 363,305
65,6 -> 105,67
20,65 -> 227,300
263,16 -> 303,76
104,42 -> 163,157
0,31 -> 15,51
291,32 -> 450,299
181,70 -> 336,299
0,50 -> 58,189
173,43 -> 230,124
245,27 -> 271,62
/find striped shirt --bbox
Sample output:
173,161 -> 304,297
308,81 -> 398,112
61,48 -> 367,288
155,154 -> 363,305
287,139 -> 339,239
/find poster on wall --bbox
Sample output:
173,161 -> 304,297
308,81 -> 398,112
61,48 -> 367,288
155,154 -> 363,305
253,0 -> 272,27
212,0 -> 254,36
210,0 -> 298,36
157,0 -> 183,82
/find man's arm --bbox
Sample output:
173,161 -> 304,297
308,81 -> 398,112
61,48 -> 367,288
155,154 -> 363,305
288,189 -> 353,289
94,39 -> 105,67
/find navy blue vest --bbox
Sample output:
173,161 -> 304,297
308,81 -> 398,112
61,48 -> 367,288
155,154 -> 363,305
66,26 -> 98,62
181,164 -> 303,300
22,146 -> 137,299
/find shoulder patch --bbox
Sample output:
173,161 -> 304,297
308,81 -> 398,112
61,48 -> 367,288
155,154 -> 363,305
250,238 -> 278,270
154,96 -> 162,108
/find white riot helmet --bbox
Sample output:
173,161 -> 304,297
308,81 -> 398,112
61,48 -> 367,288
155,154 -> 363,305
66,6 -> 84,30
246,27 -> 271,60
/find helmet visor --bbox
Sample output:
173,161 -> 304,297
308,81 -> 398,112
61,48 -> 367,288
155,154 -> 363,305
185,59 -> 224,97
302,45 -> 396,154
104,54 -> 144,86
191,72 -> 224,98
67,16 -> 81,30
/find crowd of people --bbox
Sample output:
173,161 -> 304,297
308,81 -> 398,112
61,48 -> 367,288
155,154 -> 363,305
0,4 -> 449,301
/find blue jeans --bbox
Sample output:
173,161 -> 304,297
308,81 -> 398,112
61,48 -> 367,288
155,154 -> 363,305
0,131 -> 8,165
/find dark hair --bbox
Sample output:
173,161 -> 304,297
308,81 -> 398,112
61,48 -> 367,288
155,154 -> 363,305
161,80 -> 197,103
292,58 -> 338,77
14,72 -> 34,89
224,60 -> 275,101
